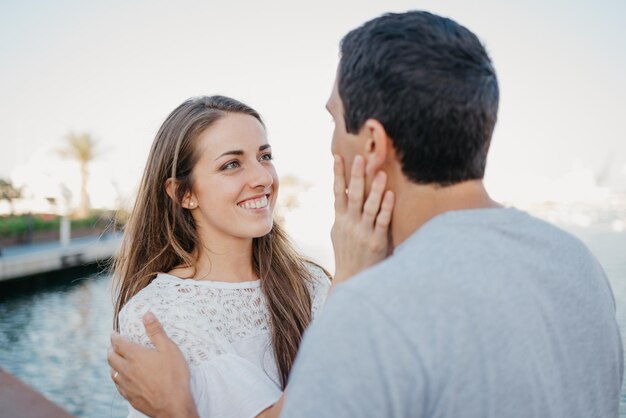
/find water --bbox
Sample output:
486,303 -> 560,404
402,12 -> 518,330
0,228 -> 624,418
0,269 -> 128,418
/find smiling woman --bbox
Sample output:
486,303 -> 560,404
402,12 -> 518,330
111,96 -> 331,418
180,113 -> 278,242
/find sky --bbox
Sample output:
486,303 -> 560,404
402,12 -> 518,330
1,0 -> 625,267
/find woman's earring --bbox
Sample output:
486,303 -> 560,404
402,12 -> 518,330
189,201 -> 195,208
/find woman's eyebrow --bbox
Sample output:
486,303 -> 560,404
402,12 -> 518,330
215,144 -> 271,160
215,150 -> 244,160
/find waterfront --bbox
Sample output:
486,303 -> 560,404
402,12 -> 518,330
0,226 -> 625,418
0,270 -> 127,418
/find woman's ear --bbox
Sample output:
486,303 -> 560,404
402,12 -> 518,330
362,118 -> 390,177
165,178 -> 196,209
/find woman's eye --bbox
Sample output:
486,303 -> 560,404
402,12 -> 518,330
260,153 -> 273,161
222,161 -> 240,170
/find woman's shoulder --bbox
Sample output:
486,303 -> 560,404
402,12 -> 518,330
120,273 -> 173,305
304,261 -> 332,289
118,274 -> 184,331
117,274 -> 229,361
302,261 -> 331,316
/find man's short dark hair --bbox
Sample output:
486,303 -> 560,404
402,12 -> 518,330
339,11 -> 499,186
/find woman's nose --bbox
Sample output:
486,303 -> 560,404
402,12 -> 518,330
248,161 -> 273,189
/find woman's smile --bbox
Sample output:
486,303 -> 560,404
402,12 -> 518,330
237,193 -> 271,210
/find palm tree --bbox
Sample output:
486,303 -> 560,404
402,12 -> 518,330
58,132 -> 98,218
279,174 -> 311,211
274,174 -> 312,224
0,178 -> 22,215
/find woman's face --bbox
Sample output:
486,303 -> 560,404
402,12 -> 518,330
187,113 -> 278,242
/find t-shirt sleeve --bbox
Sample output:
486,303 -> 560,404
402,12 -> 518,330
281,285 -> 427,418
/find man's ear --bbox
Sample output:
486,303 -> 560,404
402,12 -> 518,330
165,178 -> 195,209
361,118 -> 390,177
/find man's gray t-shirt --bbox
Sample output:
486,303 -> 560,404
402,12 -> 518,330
282,208 -> 623,417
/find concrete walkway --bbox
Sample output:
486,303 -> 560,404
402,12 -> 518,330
0,233 -> 121,282
0,367 -> 75,418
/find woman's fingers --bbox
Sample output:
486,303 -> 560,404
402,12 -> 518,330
374,190 -> 394,240
362,171 -> 387,226
347,155 -> 365,217
333,155 -> 347,213
332,152 -> 393,284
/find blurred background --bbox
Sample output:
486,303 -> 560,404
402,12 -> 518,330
0,0 -> 624,417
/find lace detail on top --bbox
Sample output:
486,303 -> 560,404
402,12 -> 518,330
119,263 -> 330,368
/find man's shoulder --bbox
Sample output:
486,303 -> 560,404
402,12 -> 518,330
499,209 -> 603,271
336,207 -> 606,309
338,228 -> 450,294
332,251 -> 434,321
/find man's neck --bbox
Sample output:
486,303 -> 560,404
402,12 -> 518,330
390,179 -> 502,248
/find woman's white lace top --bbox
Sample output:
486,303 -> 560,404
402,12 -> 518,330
119,263 -> 330,418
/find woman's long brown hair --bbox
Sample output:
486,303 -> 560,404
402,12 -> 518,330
112,95 -> 321,388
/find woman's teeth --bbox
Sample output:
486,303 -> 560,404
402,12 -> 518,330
238,195 -> 268,209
